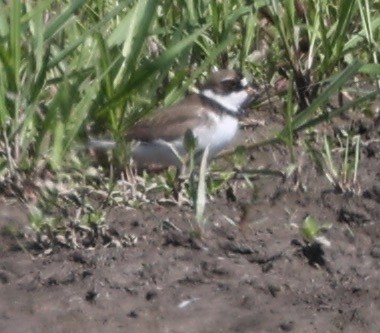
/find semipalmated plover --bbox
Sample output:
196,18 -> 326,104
91,70 -> 258,170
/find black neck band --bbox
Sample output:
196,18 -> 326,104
199,93 -> 243,118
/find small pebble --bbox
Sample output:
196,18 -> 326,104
370,246 -> 380,258
280,321 -> 294,331
145,290 -> 158,301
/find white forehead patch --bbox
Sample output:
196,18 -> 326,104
201,89 -> 249,113
240,77 -> 248,87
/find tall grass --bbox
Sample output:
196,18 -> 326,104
0,0 -> 378,177
0,0 -> 257,174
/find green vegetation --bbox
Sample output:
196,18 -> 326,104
306,130 -> 362,193
301,215 -> 332,245
0,0 -> 379,240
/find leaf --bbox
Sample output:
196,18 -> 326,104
359,63 -> 380,75
105,25 -> 208,109
110,0 -> 158,76
47,2 -> 130,69
43,0 -> 86,41
290,60 -> 363,131
301,215 -> 320,242
183,129 -> 197,153
10,0 -> 21,88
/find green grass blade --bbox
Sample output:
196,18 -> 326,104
0,1 -> 9,37
185,0 -> 198,25
290,60 -> 363,130
43,0 -> 86,41
29,2 -> 45,74
225,6 -> 251,31
331,0 -> 356,56
21,0 -> 54,24
10,0 -> 21,89
323,135 -> 337,179
359,64 -> 380,75
63,82 -> 99,154
0,68 -> 7,126
105,25 -> 208,109
295,89 -> 380,132
122,0 -> 157,68
51,118 -> 65,169
95,33 -> 114,99
344,17 -> 380,52
107,0 -> 138,46
47,2 -> 130,69
111,0 -> 158,85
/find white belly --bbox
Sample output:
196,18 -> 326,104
131,114 -> 239,168
195,113 -> 239,157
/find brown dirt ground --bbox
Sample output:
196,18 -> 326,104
1,99 -> 380,333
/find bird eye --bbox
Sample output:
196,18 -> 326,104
223,79 -> 241,91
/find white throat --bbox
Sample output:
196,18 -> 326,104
201,89 -> 249,113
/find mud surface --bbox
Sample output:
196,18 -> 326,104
1,103 -> 380,333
